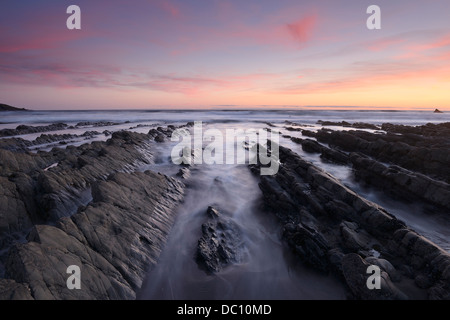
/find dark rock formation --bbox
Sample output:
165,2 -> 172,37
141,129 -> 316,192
0,131 -> 103,152
381,122 -> 450,137
290,137 -> 349,165
0,279 -> 33,299
0,120 -> 128,138
75,121 -> 119,127
0,123 -> 68,138
434,109 -> 443,114
342,253 -> 407,300
154,134 -> 165,143
196,206 -> 245,274
0,131 -> 154,243
0,123 -> 199,299
285,126 -> 302,132
2,171 -> 184,299
148,124 -> 189,143
284,121 -> 313,127
311,125 -> 450,183
350,153 -> 450,211
176,167 -> 191,179
287,132 -> 450,212
317,120 -> 380,130
256,145 -> 450,299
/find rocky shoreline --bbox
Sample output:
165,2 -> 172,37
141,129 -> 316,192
257,121 -> 450,299
0,120 -> 449,299
0,121 -> 125,138
256,145 -> 449,299
0,125 -> 186,299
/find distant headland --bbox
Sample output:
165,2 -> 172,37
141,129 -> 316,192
0,103 -> 28,112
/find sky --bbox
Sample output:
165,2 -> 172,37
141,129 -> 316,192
0,0 -> 449,110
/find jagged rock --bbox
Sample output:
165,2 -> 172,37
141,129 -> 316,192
75,121 -> 118,127
255,145 -> 450,299
317,120 -> 380,130
154,134 -> 165,143
2,171 -> 184,299
342,253 -> 407,300
299,138 -> 322,153
176,167 -> 191,179
301,130 -> 316,137
283,222 -> 330,273
291,138 -> 349,164
365,256 -> 401,282
0,125 -> 191,300
312,124 -> 450,183
340,221 -> 376,252
0,176 -> 34,248
351,153 -> 450,211
196,206 -> 245,274
0,279 -> 33,300
0,123 -> 68,138
414,274 -> 433,289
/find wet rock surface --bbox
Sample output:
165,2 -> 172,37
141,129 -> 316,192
4,171 -> 183,299
0,125 -> 187,299
317,120 -> 380,130
350,153 -> 450,211
286,131 -> 450,212
0,121 -> 126,138
256,145 -> 450,299
196,206 -> 245,274
0,131 -> 107,152
310,122 -> 450,183
1,118 -> 449,300
0,123 -> 69,137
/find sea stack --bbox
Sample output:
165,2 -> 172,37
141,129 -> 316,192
434,108 -> 443,113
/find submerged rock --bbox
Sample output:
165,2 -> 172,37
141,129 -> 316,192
196,206 -> 245,274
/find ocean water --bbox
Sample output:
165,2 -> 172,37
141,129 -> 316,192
1,109 -> 450,129
1,109 -> 449,299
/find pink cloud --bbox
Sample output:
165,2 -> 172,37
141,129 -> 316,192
391,33 -> 450,61
0,4 -> 94,54
275,61 -> 450,95
135,73 -> 279,96
153,12 -> 320,57
154,0 -> 181,18
367,38 -> 405,52
0,52 -> 279,95
408,34 -> 450,52
286,14 -> 317,44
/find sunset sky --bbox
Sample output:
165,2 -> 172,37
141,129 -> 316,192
0,0 -> 449,110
